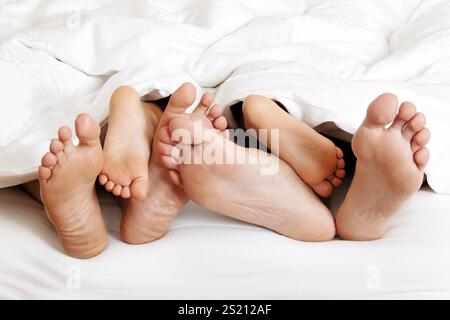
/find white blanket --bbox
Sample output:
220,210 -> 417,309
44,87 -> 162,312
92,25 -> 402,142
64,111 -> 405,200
1,0 -> 450,194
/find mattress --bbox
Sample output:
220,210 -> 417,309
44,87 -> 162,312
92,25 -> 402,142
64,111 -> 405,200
1,180 -> 449,300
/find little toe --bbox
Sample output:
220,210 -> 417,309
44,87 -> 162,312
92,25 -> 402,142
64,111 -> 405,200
130,177 -> 148,201
193,92 -> 214,115
113,185 -> 123,197
336,147 -> 344,159
169,170 -> 183,188
98,174 -> 108,186
105,181 -> 115,192
313,180 -> 334,198
50,139 -> 64,155
390,101 -> 416,130
412,128 -> 431,152
58,126 -> 73,145
41,152 -> 57,168
414,147 -> 430,170
403,113 -> 426,142
39,166 -> 52,181
121,186 -> 131,199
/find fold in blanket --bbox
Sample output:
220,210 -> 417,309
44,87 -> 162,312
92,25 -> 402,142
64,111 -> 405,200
0,0 -> 449,194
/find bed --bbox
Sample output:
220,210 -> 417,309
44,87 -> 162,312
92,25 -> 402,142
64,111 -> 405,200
1,178 -> 449,300
1,0 -> 450,300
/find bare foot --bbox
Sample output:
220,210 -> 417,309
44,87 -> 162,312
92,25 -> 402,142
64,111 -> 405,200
120,83 -> 228,244
158,110 -> 336,242
242,95 -> 345,198
336,93 -> 431,240
99,86 -> 162,200
38,114 -> 108,259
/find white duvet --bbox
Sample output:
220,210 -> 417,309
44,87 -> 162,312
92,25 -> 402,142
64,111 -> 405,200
1,0 -> 450,193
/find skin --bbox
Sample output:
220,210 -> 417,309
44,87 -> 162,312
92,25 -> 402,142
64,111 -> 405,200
159,92 -> 430,242
335,93 -> 430,240
242,95 -> 346,197
117,83 -> 228,244
158,108 -> 336,242
99,86 -> 163,200
38,114 -> 107,259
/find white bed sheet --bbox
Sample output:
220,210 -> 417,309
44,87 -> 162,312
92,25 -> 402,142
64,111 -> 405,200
1,182 -> 449,300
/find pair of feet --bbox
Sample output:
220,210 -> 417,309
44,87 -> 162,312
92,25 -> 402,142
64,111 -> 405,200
38,83 -> 430,258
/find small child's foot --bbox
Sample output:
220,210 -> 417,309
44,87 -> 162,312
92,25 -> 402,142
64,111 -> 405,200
336,93 -> 431,240
39,114 -> 108,259
120,83 -> 227,244
99,86 -> 161,200
242,96 -> 345,198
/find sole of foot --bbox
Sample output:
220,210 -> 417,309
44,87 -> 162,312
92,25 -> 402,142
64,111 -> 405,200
120,83 -> 228,244
336,93 -> 431,240
39,114 -> 108,259
242,95 -> 345,198
99,86 -> 161,200
158,107 -> 336,242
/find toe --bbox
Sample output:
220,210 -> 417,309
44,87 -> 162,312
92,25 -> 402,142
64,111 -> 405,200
193,92 -> 214,115
169,170 -> 183,188
336,147 -> 344,159
39,166 -> 52,181
414,147 -> 430,170
50,139 -> 64,155
412,128 -> 431,152
41,152 -> 57,168
169,117 -> 206,145
105,181 -> 115,192
403,112 -> 426,142
158,141 -> 178,157
335,169 -> 346,179
313,180 -> 334,198
331,176 -> 343,188
158,126 -> 174,144
121,186 -> 131,199
113,185 -> 123,196
337,158 -> 345,169
98,174 -> 108,186
58,126 -> 73,145
390,101 -> 416,130
161,83 -> 197,127
130,177 -> 148,201
161,155 -> 180,170
207,105 -> 224,120
213,116 -> 228,132
75,113 -> 101,147
364,93 -> 398,129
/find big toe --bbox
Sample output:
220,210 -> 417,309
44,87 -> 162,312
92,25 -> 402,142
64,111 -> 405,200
161,83 -> 197,127
364,93 -> 398,129
130,177 -> 148,201
75,113 -> 101,147
313,180 -> 334,198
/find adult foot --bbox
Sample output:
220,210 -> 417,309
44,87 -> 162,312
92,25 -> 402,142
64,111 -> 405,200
158,109 -> 336,242
120,83 -> 227,244
336,93 -> 431,240
38,114 -> 108,259
99,86 -> 162,200
242,95 -> 345,198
